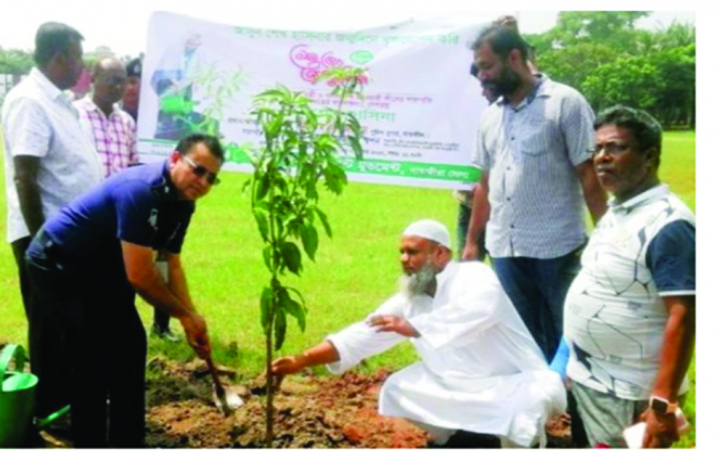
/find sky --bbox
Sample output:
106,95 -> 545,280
0,1 -> 696,57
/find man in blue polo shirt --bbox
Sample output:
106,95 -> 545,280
25,133 -> 224,448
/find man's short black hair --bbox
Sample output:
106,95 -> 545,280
594,105 -> 663,154
175,134 -> 225,163
34,22 -> 84,67
470,21 -> 529,63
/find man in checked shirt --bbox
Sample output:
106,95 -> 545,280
74,57 -> 139,177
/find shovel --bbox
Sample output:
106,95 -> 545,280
203,356 -> 243,416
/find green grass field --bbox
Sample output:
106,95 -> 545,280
0,131 -> 696,446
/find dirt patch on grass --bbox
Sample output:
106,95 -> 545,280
144,356 -> 428,448
38,355 -> 575,448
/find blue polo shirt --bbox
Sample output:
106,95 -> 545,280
43,161 -> 194,268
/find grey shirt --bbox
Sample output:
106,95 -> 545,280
472,75 -> 594,259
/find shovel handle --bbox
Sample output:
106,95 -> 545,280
204,356 -> 224,393
204,356 -> 232,416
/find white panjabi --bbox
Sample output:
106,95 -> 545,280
402,219 -> 451,249
325,261 -> 566,447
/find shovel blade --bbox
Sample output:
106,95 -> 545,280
212,387 -> 243,416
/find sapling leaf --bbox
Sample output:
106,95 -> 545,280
253,209 -> 269,242
274,312 -> 287,351
263,245 -> 273,271
300,223 -> 318,261
314,207 -> 332,238
279,287 -> 306,332
280,241 -> 302,275
256,175 -> 270,201
286,286 -> 308,308
348,135 -> 363,159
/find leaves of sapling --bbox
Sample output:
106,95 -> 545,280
314,207 -> 332,238
300,223 -> 319,261
348,135 -> 363,160
260,287 -> 273,330
280,241 -> 302,275
322,160 -> 348,195
263,245 -> 273,271
279,287 -> 306,332
253,209 -> 270,242
256,174 -> 271,201
285,217 -> 302,239
274,311 -> 287,351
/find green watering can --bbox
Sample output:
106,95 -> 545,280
160,95 -> 193,115
0,344 -> 38,447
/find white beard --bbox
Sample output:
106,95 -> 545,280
398,262 -> 436,299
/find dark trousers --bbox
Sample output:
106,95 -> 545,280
491,248 -> 581,362
154,308 -> 171,331
12,237 -> 70,418
26,237 -> 147,448
456,203 -> 487,261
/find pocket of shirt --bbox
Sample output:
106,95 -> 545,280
518,128 -> 551,157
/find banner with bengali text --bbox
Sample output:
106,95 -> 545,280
138,11 -> 490,189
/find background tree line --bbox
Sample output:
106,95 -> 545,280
524,11 -> 695,128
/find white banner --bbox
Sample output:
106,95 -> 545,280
138,11 -> 489,189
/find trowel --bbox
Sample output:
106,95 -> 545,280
204,356 -> 243,416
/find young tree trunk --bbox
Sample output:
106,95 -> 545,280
265,320 -> 274,448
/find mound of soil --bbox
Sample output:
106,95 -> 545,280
144,356 -> 429,448
38,355 -> 575,448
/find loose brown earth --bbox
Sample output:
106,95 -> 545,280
142,356 -> 574,448
38,355 -> 574,448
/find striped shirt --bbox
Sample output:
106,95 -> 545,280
74,96 -> 138,178
472,76 -> 594,259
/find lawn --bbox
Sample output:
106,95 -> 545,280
0,130 -> 696,446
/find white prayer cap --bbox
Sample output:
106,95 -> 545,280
402,220 -> 451,249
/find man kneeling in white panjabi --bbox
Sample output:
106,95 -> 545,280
271,219 -> 566,447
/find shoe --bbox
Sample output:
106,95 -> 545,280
151,325 -> 182,343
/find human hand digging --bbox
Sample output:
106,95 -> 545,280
180,312 -> 210,359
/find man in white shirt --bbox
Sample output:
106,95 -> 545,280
271,220 -> 566,448
1,21 -> 103,421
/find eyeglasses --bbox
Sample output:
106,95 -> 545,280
183,156 -> 220,185
589,142 -> 631,156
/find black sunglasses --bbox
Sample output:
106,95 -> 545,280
183,156 -> 220,185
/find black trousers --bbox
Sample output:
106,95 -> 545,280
26,235 -> 147,448
12,237 -> 71,418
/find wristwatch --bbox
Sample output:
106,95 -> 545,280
649,396 -> 678,415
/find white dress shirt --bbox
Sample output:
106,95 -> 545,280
2,68 -> 103,243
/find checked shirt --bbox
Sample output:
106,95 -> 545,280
74,96 -> 139,178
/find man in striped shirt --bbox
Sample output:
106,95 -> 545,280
463,22 -> 608,363
74,58 -> 138,178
